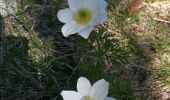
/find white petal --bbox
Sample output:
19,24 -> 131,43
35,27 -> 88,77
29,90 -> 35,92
92,0 -> 107,16
91,14 -> 108,25
57,8 -> 73,23
78,26 -> 94,39
89,0 -> 108,25
77,77 -> 92,96
90,0 -> 107,13
61,22 -> 86,37
103,97 -> 116,100
67,0 -> 82,11
99,0 -> 108,9
61,91 -> 81,100
67,0 -> 98,12
90,79 -> 109,100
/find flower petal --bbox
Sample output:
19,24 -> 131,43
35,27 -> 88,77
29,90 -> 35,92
103,97 -> 116,100
61,22 -> 86,37
91,14 -> 108,25
61,91 -> 81,100
89,0 -> 108,26
99,0 -> 108,9
77,77 -> 92,96
67,0 -> 98,12
57,8 -> 73,23
78,26 -> 94,39
92,0 -> 107,16
90,79 -> 109,100
67,0 -> 82,11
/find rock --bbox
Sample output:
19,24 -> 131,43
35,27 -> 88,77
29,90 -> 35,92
0,0 -> 17,17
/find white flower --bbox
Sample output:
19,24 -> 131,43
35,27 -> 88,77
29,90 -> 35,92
57,0 -> 108,39
61,77 -> 116,100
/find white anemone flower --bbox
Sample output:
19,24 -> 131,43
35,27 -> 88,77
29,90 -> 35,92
57,0 -> 108,39
61,77 -> 116,100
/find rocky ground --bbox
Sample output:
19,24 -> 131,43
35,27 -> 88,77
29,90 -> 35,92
131,1 -> 170,100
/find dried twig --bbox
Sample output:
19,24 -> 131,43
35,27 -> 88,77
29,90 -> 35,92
153,18 -> 170,24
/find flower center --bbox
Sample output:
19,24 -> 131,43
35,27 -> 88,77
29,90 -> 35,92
83,96 -> 94,100
74,8 -> 93,25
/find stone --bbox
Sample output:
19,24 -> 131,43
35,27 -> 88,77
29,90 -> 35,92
0,0 -> 17,17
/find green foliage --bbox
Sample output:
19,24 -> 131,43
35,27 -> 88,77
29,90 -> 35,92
108,76 -> 135,100
67,29 -> 135,99
156,39 -> 170,84
80,29 -> 129,67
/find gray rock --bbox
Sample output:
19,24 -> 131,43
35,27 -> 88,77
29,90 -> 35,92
0,0 -> 17,17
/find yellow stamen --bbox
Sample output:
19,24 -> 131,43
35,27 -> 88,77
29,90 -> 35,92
84,96 -> 94,100
74,8 -> 93,25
